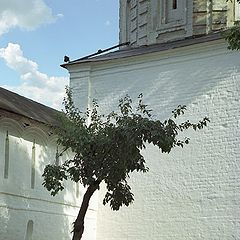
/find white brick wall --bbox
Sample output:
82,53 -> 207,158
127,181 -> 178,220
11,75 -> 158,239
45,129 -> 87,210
68,39 -> 240,240
0,118 -> 98,240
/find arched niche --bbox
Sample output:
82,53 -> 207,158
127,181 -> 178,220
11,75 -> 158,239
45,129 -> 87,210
22,127 -> 49,189
47,135 -> 73,166
48,134 -> 58,146
22,127 -> 49,146
24,220 -> 33,240
46,134 -> 59,165
0,117 -> 24,138
0,118 -> 24,179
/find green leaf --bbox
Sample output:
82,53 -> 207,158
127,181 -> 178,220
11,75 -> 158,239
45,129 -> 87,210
43,88 -> 209,213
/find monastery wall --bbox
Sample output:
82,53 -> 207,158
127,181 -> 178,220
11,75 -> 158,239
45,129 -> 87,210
69,39 -> 240,239
0,115 -> 98,240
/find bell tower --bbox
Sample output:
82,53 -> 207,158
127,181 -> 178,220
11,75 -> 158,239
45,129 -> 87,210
119,0 -> 238,47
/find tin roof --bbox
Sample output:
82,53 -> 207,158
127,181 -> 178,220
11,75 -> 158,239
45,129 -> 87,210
61,33 -> 223,68
0,87 -> 59,126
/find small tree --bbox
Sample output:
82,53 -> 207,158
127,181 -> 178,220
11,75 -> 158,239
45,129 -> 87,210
223,21 -> 240,50
43,88 -> 209,240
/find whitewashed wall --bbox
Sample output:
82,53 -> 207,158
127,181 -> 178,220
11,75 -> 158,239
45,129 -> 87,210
0,117 -> 98,240
68,39 -> 240,240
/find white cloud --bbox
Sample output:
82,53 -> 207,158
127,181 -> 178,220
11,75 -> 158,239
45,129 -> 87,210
57,13 -> 64,18
0,0 -> 56,36
0,43 -> 67,109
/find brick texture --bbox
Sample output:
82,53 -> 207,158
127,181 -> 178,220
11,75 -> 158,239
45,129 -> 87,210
69,40 -> 240,240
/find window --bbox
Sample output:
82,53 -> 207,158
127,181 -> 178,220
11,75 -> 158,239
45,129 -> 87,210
76,182 -> 80,198
25,220 -> 33,240
55,146 -> 60,166
236,2 -> 240,21
158,0 -> 187,28
31,140 -> 35,189
4,131 -> 9,179
172,0 -> 177,10
166,0 -> 183,23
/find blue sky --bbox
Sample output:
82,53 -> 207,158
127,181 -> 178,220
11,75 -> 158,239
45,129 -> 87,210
0,0 -> 119,108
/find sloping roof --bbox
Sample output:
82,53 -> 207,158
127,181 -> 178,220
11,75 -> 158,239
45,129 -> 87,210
61,33 -> 223,68
0,87 -> 59,126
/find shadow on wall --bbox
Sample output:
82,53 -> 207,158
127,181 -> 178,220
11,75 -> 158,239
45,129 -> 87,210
88,44 -> 240,239
0,118 -> 79,240
90,47 -> 240,123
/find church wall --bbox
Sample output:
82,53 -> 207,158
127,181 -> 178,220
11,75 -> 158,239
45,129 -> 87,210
0,115 -> 98,240
193,0 -> 228,35
119,0 -> 237,47
119,0 -> 149,46
120,0 -> 193,46
68,39 -> 240,239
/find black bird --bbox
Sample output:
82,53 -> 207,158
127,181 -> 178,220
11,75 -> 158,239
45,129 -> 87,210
64,55 -> 70,62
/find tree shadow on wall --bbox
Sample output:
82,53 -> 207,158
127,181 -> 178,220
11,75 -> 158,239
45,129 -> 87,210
93,49 -> 240,123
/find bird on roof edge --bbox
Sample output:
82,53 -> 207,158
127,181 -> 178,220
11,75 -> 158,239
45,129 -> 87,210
64,55 -> 70,63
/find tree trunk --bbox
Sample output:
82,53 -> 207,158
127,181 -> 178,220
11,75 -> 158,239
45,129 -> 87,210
72,182 -> 99,240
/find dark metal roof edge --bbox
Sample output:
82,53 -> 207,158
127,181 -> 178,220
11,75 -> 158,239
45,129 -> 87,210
61,33 -> 224,68
72,42 -> 130,62
61,42 -> 130,69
